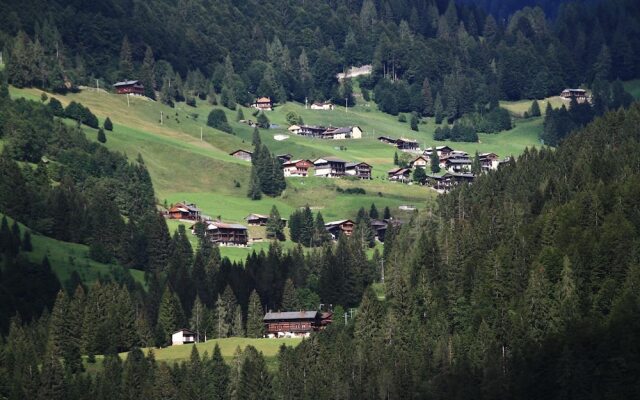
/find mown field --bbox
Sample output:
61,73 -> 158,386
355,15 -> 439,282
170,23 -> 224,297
85,337 -> 303,373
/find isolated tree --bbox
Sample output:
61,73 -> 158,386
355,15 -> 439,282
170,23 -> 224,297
530,100 -> 541,117
266,205 -> 285,241
247,168 -> 262,200
393,151 -> 399,166
413,166 -> 426,183
369,203 -> 379,219
257,112 -> 270,129
104,117 -> 113,131
410,113 -> 419,131
97,128 -> 106,143
207,109 -> 232,133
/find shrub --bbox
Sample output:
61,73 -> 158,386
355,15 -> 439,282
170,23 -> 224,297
104,117 -> 113,131
207,109 -> 233,133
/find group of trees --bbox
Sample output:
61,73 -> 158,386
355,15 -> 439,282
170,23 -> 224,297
2,0 -> 639,124
433,122 -> 479,142
247,128 -> 286,199
288,206 -> 331,247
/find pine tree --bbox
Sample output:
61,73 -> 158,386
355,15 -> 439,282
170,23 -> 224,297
48,290 -> 83,373
434,92 -> 444,124
422,78 -> 435,116
266,205 -> 285,241
210,344 -> 230,399
22,230 -> 32,251
214,295 -> 229,338
104,117 -> 113,131
231,305 -> 244,337
313,211 -> 331,246
157,287 -> 184,346
97,128 -> 106,143
281,279 -> 297,311
252,127 -> 261,148
393,151 -> 399,166
413,166 -> 427,183
190,295 -> 206,342
430,150 -> 440,173
119,36 -> 134,80
471,150 -> 482,175
247,168 -> 262,200
369,203 -> 379,219
140,46 -> 156,99
237,346 -> 274,400
530,100 -> 541,117
236,107 -> 245,121
37,352 -> 66,400
246,290 -> 264,338
410,113 -> 419,131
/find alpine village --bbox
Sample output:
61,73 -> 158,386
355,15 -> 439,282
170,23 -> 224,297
1,0 -> 640,399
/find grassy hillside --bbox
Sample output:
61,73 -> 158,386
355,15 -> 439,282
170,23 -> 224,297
9,86 -> 543,261
84,337 -> 303,373
0,213 -> 145,285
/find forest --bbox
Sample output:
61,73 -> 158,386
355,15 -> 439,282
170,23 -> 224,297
1,0 -> 639,126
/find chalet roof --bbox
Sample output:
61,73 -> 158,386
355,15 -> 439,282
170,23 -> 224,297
396,137 -> 418,144
325,219 -> 354,227
113,80 -> 141,87
206,221 -> 248,230
288,125 -> 301,131
346,162 -> 371,168
387,167 -> 401,174
245,213 -> 269,220
389,168 -> 411,175
447,158 -> 472,164
562,88 -> 586,93
378,135 -> 395,141
264,311 -> 319,321
256,97 -> 272,103
173,202 -> 200,212
412,155 -> 429,162
230,149 -> 253,156
444,172 -> 475,179
315,156 -> 347,164
370,219 -> 387,228
326,127 -> 352,135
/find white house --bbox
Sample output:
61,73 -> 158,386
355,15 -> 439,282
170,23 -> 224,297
310,101 -> 334,110
172,329 -> 196,345
287,124 -> 302,135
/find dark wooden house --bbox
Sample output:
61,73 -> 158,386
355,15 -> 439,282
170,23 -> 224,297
346,162 -> 372,179
229,149 -> 253,162
202,221 -> 249,246
325,219 -> 355,238
314,157 -> 347,177
168,202 -> 201,220
113,80 -> 145,95
244,213 -> 287,227
264,311 -> 333,337
395,138 -> 419,150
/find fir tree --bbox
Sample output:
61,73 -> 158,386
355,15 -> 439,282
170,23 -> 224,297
246,290 -> 264,338
313,211 -> 331,246
37,352 -> 66,400
383,206 -> 391,220
97,128 -> 106,143
210,344 -> 230,399
214,295 -> 229,338
369,203 -> 379,219
281,279 -> 297,311
410,113 -> 419,131
140,46 -> 156,99
471,150 -> 482,175
247,168 -> 262,200
413,166 -> 427,183
430,150 -> 440,173
119,36 -> 134,80
434,92 -> 444,124
157,287 -> 184,346
266,205 -> 285,241
530,100 -> 541,117
104,117 -> 113,131
393,151 -> 399,166
22,230 -> 32,251
231,305 -> 244,337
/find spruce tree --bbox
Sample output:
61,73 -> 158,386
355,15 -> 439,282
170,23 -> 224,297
383,206 -> 391,220
104,117 -> 113,131
369,203 -> 379,219
288,210 -> 301,243
119,36 -> 134,80
393,151 -> 399,165
140,46 -> 156,99
471,150 -> 482,175
430,150 -> 440,173
22,230 -> 32,251
37,352 -> 66,400
238,346 -> 274,400
97,128 -> 106,143
231,305 -> 244,337
214,295 -> 229,338
247,168 -> 262,200
434,92 -> 444,124
157,287 -> 184,346
266,205 -> 285,241
313,211 -> 331,246
210,344 -> 230,399
410,113 -> 419,131
236,107 -> 245,121
246,290 -> 264,338
281,279 -> 297,311
530,100 -> 541,117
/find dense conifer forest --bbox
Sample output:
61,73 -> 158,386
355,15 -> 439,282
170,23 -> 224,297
1,0 -> 640,398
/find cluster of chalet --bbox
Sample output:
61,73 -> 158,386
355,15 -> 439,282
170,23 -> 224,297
264,311 -> 333,338
378,136 -> 420,151
166,202 -> 250,246
113,80 -> 145,95
325,218 -> 401,242
288,124 -> 363,140
388,146 -> 509,192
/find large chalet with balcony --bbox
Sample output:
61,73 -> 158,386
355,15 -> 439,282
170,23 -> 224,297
346,162 -> 372,179
314,157 -> 347,177
264,311 -> 333,338
282,159 -> 314,177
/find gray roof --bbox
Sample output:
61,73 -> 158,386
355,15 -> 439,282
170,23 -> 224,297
326,127 -> 352,135
447,158 -> 471,164
264,311 -> 319,321
316,156 -> 347,164
113,80 -> 140,87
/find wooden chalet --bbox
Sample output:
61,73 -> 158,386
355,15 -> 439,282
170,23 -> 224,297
298,125 -> 327,138
446,157 -> 472,173
424,146 -> 454,158
321,126 -> 363,140
310,101 -> 334,110
113,80 -> 145,95
229,149 -> 253,162
426,172 -> 474,192
282,159 -> 313,177
201,221 -> 249,246
410,155 -> 430,169
287,125 -> 302,135
388,167 -> 412,183
561,88 -> 587,101
172,329 -> 196,345
168,202 -> 201,220
325,219 -> 355,238
314,157 -> 347,177
478,152 -> 500,171
252,97 -> 273,111
346,162 -> 372,179
245,213 -> 287,227
395,138 -> 419,151
264,311 -> 333,338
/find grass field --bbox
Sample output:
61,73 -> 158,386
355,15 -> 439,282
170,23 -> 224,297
9,85 -> 543,261
501,96 -> 565,117
83,337 -> 303,373
624,79 -> 640,100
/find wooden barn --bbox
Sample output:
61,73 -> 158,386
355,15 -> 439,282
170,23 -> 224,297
168,202 -> 201,220
229,149 -> 253,162
264,311 -> 333,338
113,80 -> 145,95
252,97 -> 273,111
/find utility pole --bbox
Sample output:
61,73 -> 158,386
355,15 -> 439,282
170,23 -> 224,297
344,312 -> 348,325
160,111 -> 163,125
96,79 -> 99,93
0,51 -> 3,65
305,97 -> 308,109
345,97 -> 348,113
